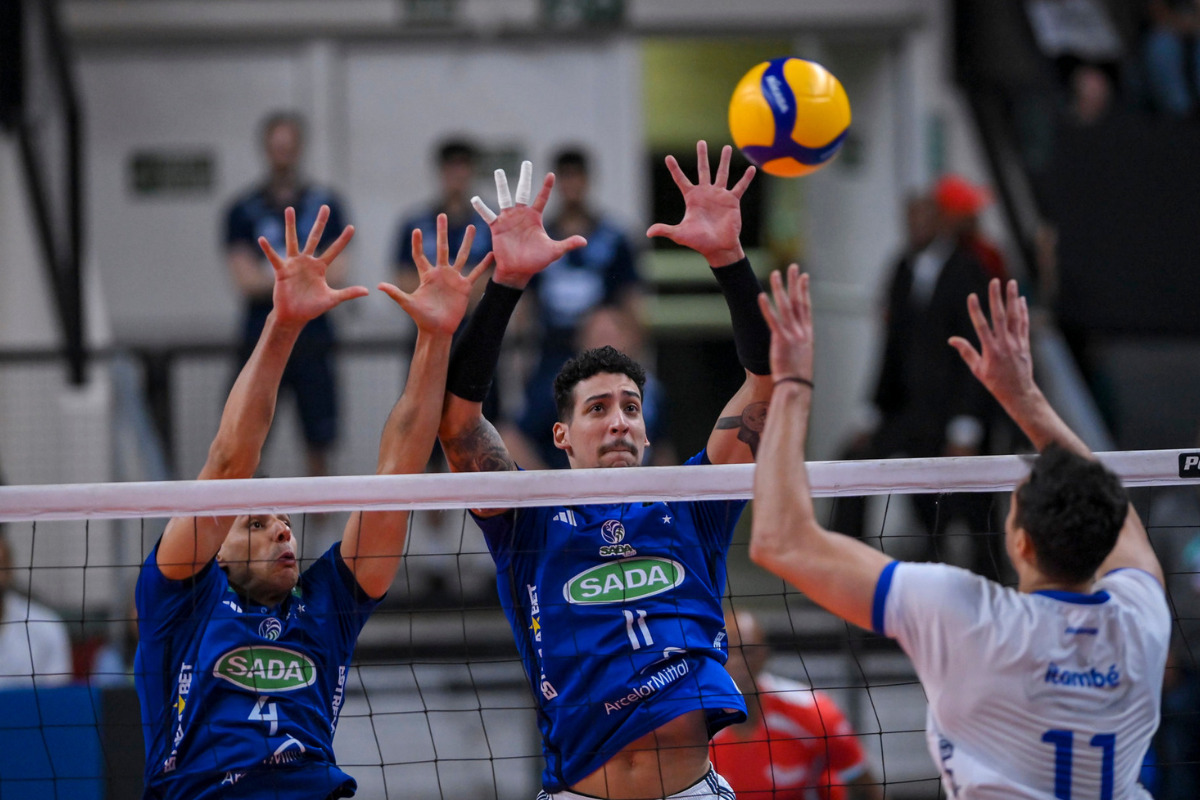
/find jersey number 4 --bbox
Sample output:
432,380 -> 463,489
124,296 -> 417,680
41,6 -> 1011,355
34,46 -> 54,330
623,609 -> 653,650
1042,729 -> 1116,800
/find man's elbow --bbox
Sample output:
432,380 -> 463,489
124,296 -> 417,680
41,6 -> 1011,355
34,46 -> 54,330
204,438 -> 259,480
749,518 -> 795,571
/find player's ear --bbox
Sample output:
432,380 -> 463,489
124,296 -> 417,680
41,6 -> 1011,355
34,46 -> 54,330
552,422 -> 570,452
1012,525 -> 1036,567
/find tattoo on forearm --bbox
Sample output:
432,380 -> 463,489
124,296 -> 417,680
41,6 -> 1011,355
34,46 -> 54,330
715,401 -> 769,456
443,420 -> 516,473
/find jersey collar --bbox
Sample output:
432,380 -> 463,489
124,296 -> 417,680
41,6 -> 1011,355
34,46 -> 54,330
1033,588 -> 1111,604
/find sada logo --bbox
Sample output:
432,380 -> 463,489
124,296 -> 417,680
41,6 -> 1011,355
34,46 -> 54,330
563,558 -> 685,604
601,519 -> 626,544
212,646 -> 316,692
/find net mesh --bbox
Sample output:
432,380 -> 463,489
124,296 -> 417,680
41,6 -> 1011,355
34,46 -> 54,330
0,451 -> 1196,799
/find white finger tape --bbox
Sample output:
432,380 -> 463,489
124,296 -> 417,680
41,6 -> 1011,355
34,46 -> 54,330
495,168 -> 513,210
514,161 -> 533,206
471,196 -> 497,224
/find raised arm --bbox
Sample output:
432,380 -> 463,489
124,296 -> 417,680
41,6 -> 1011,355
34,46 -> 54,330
749,265 -> 892,631
438,163 -> 586,501
647,141 -> 773,465
340,215 -> 491,598
949,279 -> 1163,584
158,206 -> 366,580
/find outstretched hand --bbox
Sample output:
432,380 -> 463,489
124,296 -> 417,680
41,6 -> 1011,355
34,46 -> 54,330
949,278 -> 1036,409
471,161 -> 586,289
757,264 -> 814,385
258,205 -> 367,326
379,213 -> 492,335
647,140 -> 755,266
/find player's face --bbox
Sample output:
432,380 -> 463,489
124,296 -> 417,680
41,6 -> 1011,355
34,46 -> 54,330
217,513 -> 299,605
553,372 -> 649,470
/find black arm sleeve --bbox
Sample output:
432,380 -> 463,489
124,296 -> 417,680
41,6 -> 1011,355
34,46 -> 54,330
445,280 -> 524,402
711,257 -> 771,375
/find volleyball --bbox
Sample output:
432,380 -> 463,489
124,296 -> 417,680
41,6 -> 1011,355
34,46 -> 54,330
728,57 -> 851,178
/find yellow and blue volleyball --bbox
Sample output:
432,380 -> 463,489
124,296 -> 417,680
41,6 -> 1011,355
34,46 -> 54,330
728,57 -> 851,178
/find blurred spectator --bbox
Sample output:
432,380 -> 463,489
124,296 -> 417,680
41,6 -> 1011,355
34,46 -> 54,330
1143,0 -> 1200,117
831,181 -> 998,576
393,137 -> 493,298
224,111 -> 350,478
509,147 -> 642,467
0,532 -> 72,688
504,304 -> 676,469
394,138 -> 499,424
710,609 -> 881,800
933,174 -> 1008,282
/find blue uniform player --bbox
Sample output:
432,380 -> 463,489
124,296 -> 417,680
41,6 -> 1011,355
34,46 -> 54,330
137,207 -> 490,799
751,269 -> 1169,799
224,112 -> 351,478
439,142 -> 771,799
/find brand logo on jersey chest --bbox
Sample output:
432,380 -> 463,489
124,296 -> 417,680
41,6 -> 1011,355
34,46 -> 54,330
258,618 -> 282,640
563,557 -> 685,604
213,646 -> 316,692
600,519 -> 626,544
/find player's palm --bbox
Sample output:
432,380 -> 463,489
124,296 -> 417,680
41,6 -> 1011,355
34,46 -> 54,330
380,214 -> 492,335
273,255 -> 345,322
647,141 -> 755,265
950,279 -> 1035,408
261,205 -> 366,326
656,188 -> 743,258
490,207 -> 574,284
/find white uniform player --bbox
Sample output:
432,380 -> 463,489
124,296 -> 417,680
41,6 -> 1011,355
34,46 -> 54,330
879,562 -> 1168,798
750,271 -> 1169,800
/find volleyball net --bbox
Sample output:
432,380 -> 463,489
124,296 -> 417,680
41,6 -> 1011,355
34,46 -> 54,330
0,450 -> 1197,799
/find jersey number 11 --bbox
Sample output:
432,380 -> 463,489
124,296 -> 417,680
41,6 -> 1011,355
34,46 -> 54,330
1042,729 -> 1115,800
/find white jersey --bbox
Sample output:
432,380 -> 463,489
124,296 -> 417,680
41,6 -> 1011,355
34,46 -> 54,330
874,562 -> 1169,799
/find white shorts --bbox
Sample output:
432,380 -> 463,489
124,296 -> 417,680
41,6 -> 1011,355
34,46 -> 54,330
536,766 -> 735,800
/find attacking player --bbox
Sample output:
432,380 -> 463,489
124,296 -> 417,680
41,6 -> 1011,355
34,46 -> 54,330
751,268 -> 1168,799
438,141 -> 771,799
135,208 -> 489,799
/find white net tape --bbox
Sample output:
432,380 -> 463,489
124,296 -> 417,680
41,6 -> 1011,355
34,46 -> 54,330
1,449 -> 1196,521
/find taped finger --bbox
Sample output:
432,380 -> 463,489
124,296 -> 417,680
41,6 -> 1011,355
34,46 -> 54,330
514,161 -> 533,206
495,169 -> 513,209
471,196 -> 498,224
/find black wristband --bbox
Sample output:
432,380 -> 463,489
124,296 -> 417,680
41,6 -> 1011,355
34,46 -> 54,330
445,280 -> 523,402
711,257 -> 771,375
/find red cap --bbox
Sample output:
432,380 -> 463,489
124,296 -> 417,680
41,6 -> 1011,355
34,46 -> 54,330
933,174 -> 992,218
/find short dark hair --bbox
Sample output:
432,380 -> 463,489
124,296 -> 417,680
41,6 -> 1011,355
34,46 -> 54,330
553,147 -> 589,174
260,111 -> 305,142
553,346 -> 646,422
1015,444 -> 1128,583
438,138 -> 478,165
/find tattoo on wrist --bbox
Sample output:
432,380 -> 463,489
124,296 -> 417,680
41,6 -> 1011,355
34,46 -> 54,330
715,401 -> 769,456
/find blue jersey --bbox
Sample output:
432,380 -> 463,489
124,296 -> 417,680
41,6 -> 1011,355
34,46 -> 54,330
135,543 -> 380,799
474,451 -> 748,792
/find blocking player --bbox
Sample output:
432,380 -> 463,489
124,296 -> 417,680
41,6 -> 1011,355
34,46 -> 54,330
438,141 -> 771,799
135,208 -> 489,799
710,609 -> 882,800
751,269 -> 1168,799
